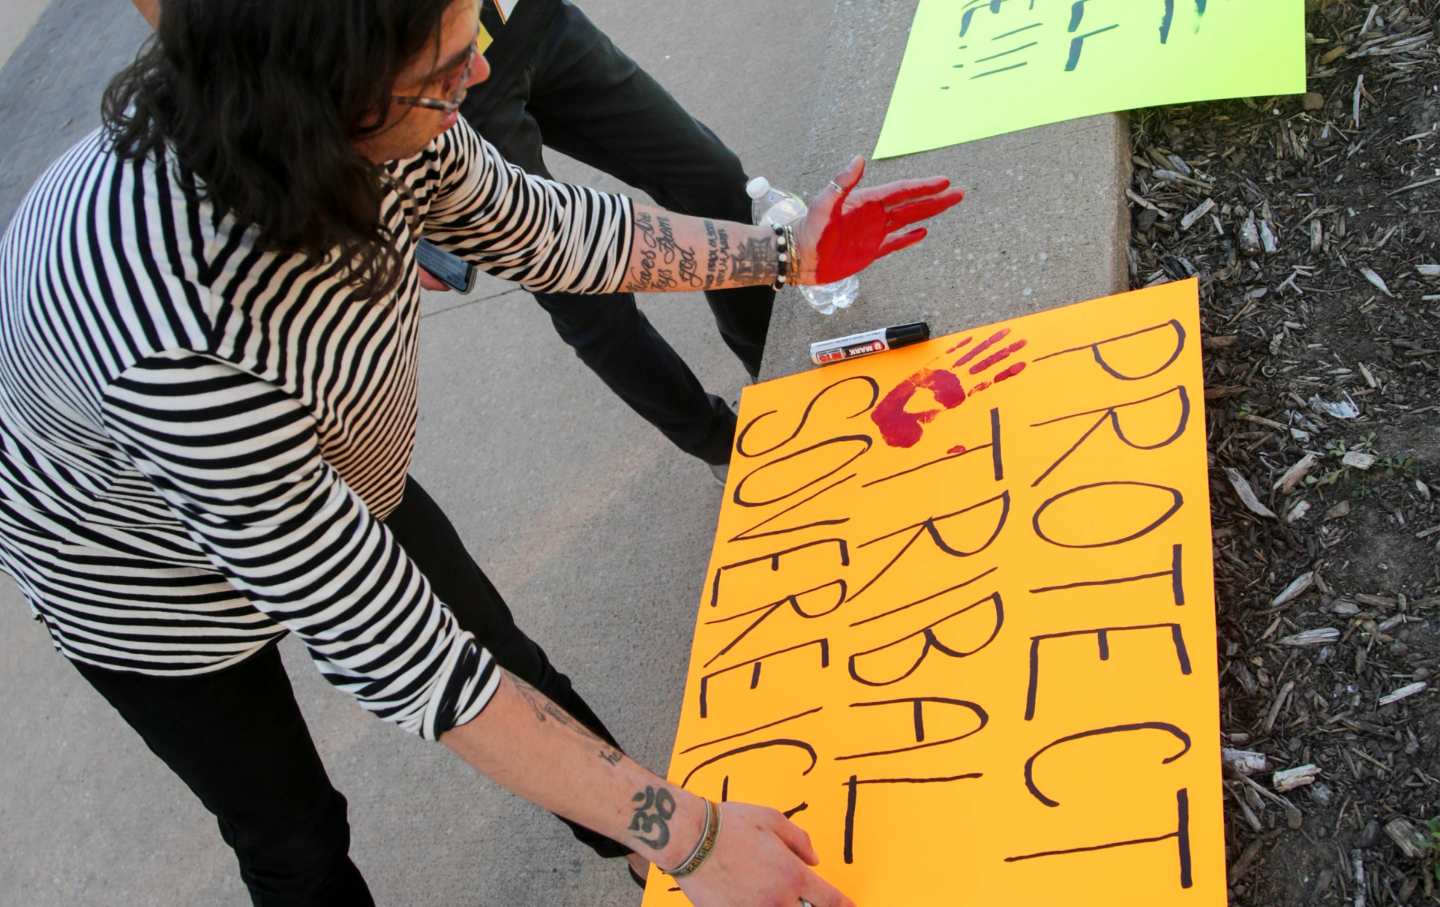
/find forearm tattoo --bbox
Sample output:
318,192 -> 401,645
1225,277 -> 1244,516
631,213 -> 773,291
629,785 -> 677,850
730,234 -> 778,284
632,211 -> 700,291
703,220 -> 732,290
512,674 -> 625,766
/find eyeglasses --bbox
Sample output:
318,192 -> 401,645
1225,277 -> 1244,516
392,29 -> 482,114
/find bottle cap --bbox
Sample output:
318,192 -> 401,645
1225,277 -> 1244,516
887,322 -> 930,345
745,177 -> 771,200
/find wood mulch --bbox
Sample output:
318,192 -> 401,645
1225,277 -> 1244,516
1127,1 -> 1440,903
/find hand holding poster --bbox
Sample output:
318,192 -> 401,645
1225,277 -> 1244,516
642,280 -> 1224,905
874,0 -> 1306,159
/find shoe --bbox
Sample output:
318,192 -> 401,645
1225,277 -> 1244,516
709,462 -> 728,486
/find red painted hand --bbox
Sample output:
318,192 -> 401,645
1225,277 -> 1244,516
794,156 -> 966,285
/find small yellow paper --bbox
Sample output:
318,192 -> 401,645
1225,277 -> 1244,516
875,0 -> 1306,158
643,280 -> 1223,906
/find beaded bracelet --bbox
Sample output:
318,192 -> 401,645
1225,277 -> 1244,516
666,798 -> 720,878
771,225 -> 790,289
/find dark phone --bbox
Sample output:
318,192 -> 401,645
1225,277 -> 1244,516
416,239 -> 478,293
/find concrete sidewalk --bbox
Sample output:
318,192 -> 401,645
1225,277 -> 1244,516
760,0 -> 1130,377
0,0 -> 49,71
0,1 -> 1127,904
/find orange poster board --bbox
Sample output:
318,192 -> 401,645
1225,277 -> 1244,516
642,279 -> 1224,906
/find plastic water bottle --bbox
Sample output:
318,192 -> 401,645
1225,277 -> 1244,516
746,177 -> 859,315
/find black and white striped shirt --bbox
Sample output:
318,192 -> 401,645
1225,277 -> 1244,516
0,120 -> 633,739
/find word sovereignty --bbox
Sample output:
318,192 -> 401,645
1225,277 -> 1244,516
644,280 -> 1224,906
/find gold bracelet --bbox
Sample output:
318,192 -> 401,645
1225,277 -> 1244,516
784,224 -> 801,284
666,798 -> 720,878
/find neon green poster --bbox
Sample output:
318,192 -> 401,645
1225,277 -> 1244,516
874,0 -> 1306,159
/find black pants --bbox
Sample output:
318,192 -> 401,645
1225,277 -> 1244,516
70,478 -> 626,906
462,2 -> 774,465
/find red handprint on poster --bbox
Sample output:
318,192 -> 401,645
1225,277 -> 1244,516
870,328 -> 1027,448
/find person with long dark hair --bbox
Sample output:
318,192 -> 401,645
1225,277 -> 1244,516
0,0 -> 961,903
131,0 -> 776,483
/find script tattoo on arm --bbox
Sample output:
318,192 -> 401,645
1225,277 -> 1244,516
627,208 -> 775,292
703,220 -> 733,290
512,674 -> 625,767
631,212 -> 702,291
628,785 -> 677,850
658,216 -> 703,289
632,211 -> 662,290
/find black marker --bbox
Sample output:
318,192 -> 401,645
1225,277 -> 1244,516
809,322 -> 930,366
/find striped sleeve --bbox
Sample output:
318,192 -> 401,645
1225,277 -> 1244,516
418,120 -> 634,295
99,350 -> 500,740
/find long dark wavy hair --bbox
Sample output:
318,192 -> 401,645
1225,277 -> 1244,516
102,0 -> 456,298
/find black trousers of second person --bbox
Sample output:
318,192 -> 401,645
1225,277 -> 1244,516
461,2 -> 775,466
69,478 -> 626,906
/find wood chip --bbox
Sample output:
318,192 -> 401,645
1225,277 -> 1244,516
1205,385 -> 1248,400
1241,412 -> 1288,431
1377,614 -> 1406,633
1378,681 -> 1427,706
1259,220 -> 1279,254
1273,763 -> 1321,792
1225,467 -> 1278,518
1271,571 -> 1315,607
1359,266 -> 1393,297
1383,817 -> 1431,859
1355,593 -> 1397,609
1360,3 -> 1379,34
1222,748 -> 1270,775
1286,499 -> 1312,523
1125,188 -> 1170,219
1274,453 -> 1319,493
1416,263 -> 1440,278
1238,212 -> 1263,256
1279,628 -> 1340,647
1180,198 -> 1216,232
1389,175 -> 1440,196
1263,679 -> 1296,735
1228,836 -> 1268,881
1342,451 -> 1376,470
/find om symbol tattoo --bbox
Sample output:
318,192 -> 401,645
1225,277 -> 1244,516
628,786 -> 677,850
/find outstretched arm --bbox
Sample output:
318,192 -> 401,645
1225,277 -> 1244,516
618,157 -> 963,295
443,671 -> 856,907
619,207 -> 779,294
